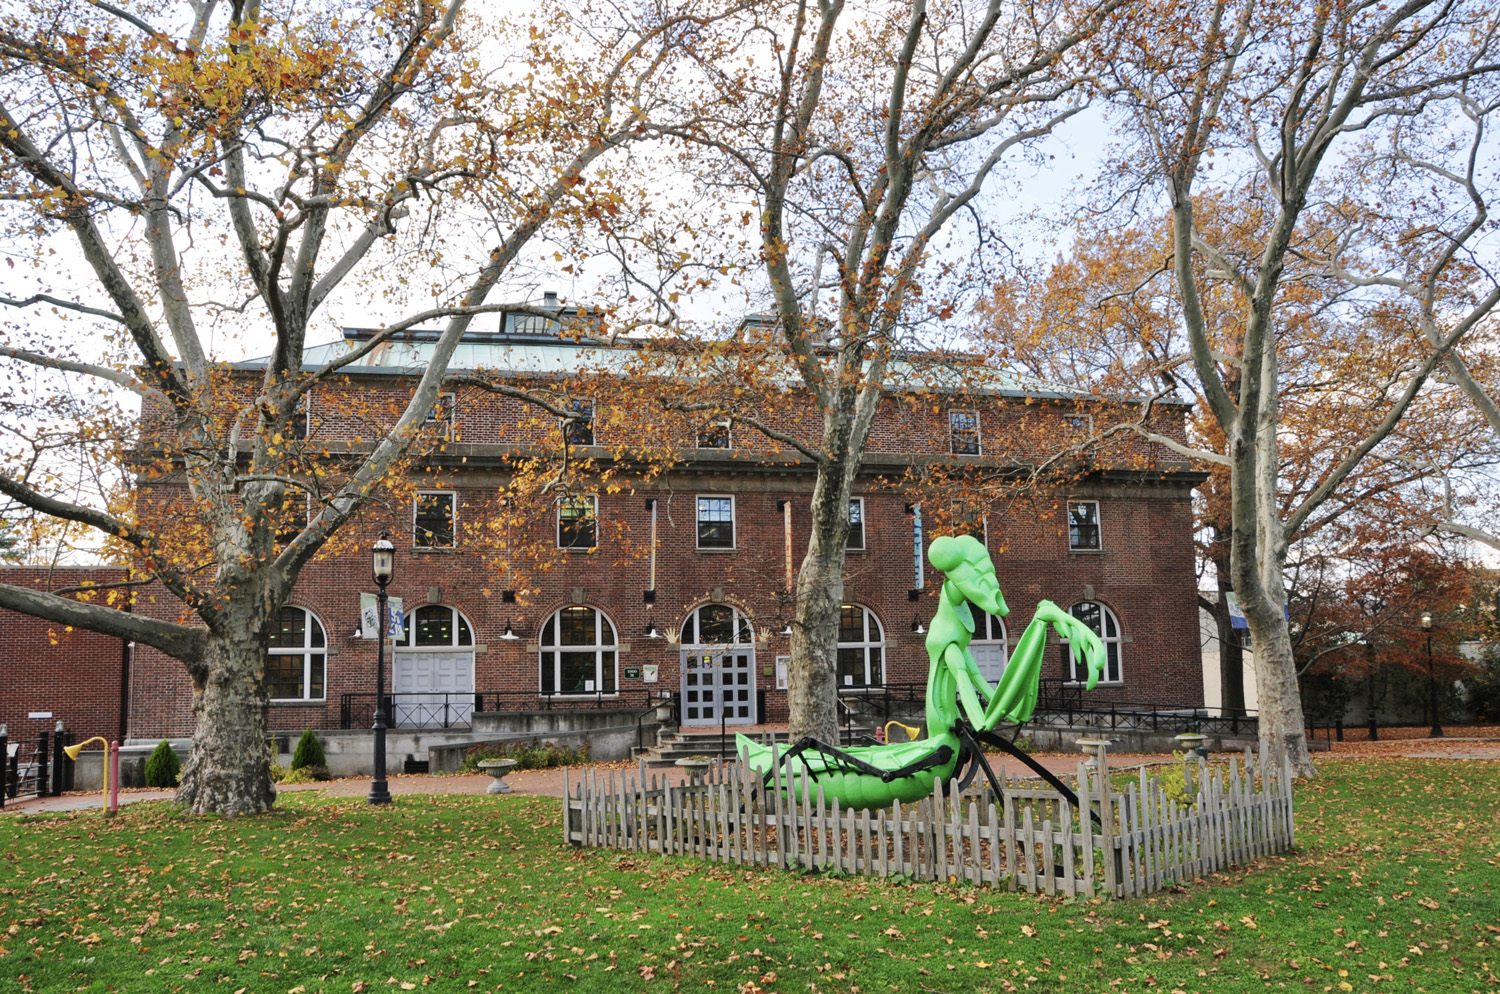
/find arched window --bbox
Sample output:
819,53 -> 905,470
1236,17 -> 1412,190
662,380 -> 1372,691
268,606 -> 326,702
970,611 -> 1009,684
679,603 -> 753,646
1061,601 -> 1122,684
539,606 -> 617,696
837,604 -> 884,689
396,604 -> 473,647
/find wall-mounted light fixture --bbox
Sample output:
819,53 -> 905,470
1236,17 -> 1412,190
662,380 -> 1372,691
911,615 -> 926,635
645,622 -> 665,639
500,620 -> 521,641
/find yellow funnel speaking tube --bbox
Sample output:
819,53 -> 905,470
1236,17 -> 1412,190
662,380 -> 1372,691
63,736 -> 111,815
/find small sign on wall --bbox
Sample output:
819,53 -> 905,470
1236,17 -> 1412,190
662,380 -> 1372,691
775,655 -> 790,691
641,664 -> 659,684
624,666 -> 641,680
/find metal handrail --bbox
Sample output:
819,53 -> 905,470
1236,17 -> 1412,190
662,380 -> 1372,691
635,693 -> 677,752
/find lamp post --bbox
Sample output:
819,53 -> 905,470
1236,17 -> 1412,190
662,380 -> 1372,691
1421,611 -> 1443,738
369,531 -> 395,805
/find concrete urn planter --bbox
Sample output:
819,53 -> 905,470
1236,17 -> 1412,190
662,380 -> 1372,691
674,757 -> 713,784
477,758 -> 518,795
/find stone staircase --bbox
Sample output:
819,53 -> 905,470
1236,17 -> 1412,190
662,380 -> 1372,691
635,724 -> 877,767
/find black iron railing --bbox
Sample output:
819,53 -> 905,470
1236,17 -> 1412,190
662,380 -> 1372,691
337,689 -> 671,730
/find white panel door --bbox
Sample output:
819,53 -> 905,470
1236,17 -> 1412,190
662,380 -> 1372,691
971,643 -> 1009,686
392,650 -> 474,727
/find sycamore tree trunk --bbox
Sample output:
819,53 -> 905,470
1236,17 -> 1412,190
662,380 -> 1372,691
175,634 -> 276,816
1229,398 -> 1316,777
788,459 -> 859,745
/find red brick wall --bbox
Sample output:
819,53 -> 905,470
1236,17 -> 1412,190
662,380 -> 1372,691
125,474 -> 1201,737
0,567 -> 130,745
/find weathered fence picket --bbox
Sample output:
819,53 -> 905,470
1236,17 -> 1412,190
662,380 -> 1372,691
562,744 -> 1295,898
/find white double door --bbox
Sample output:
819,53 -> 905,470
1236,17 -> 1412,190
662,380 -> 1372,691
680,648 -> 756,727
391,650 -> 475,728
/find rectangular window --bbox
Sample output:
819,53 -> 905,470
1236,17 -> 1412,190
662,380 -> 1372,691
697,495 -> 735,549
697,420 -> 731,449
1068,500 -> 1101,551
951,502 -> 987,545
557,495 -> 598,549
290,394 -> 309,440
846,497 -> 865,550
426,393 -> 455,435
563,399 -> 594,446
950,410 -> 980,455
1064,414 -> 1091,433
414,491 -> 455,548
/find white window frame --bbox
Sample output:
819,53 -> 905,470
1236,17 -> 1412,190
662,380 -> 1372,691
1061,601 -> 1123,685
837,604 -> 885,689
267,606 -> 327,703
950,502 -> 988,546
1063,413 -> 1092,433
425,392 -> 455,437
1068,500 -> 1102,551
290,393 -> 310,440
538,605 -> 619,697
557,495 -> 598,550
696,494 -> 736,550
970,611 -> 1010,683
846,497 -> 866,550
949,409 -> 981,456
413,490 -> 456,549
563,399 -> 594,446
696,420 -> 732,449
395,604 -> 474,648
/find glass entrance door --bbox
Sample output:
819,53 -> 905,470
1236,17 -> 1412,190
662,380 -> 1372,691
680,649 -> 756,726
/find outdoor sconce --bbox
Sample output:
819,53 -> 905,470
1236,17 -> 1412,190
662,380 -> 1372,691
780,620 -> 794,636
500,620 -> 521,641
911,615 -> 926,635
645,622 -> 665,639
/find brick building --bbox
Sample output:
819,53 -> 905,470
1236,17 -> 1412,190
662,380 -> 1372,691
122,312 -> 1206,742
0,567 -> 130,745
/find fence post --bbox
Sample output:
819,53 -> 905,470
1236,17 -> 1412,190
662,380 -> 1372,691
51,722 -> 68,796
1079,738 -> 1115,897
0,725 -> 6,809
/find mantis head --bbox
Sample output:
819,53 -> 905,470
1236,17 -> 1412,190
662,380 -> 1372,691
929,535 -> 1008,617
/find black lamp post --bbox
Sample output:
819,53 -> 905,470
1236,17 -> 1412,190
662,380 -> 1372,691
1421,611 -> 1443,738
368,531 -> 395,805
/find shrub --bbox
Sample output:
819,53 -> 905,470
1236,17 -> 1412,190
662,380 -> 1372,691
279,765 -> 331,785
270,762 -> 289,784
460,739 -> 589,773
290,728 -> 327,770
143,740 -> 181,788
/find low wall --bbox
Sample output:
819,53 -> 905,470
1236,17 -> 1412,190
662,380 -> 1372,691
1022,725 -> 1275,755
428,720 -> 659,773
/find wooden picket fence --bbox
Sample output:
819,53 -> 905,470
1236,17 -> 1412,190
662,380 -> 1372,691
562,744 -> 1295,898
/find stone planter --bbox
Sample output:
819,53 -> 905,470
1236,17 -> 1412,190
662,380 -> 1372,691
674,758 -> 713,784
1174,733 -> 1209,759
477,758 -> 518,795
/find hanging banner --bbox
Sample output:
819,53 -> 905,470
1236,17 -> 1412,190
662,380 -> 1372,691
1224,591 -> 1287,630
359,594 -> 406,640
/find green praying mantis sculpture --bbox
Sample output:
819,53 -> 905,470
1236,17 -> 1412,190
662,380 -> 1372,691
736,534 -> 1108,811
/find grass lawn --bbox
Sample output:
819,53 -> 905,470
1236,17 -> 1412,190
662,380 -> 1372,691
0,758 -> 1495,994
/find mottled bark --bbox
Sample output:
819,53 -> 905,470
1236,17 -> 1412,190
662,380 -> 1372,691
175,636 -> 276,817
787,464 -> 855,745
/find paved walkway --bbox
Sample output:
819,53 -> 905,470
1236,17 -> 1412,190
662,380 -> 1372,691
1,750 -> 1178,815
13,738 -> 1490,815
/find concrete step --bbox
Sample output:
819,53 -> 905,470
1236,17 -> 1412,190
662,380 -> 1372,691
635,727 -> 876,767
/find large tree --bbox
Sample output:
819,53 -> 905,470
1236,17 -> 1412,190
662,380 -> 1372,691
653,0 -> 1130,743
0,0 -> 706,814
1098,0 -> 1500,775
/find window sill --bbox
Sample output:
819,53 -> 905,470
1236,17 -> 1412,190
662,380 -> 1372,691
696,547 -> 738,553
411,546 -> 457,553
1068,548 -> 1104,555
556,546 -> 598,553
270,699 -> 328,706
